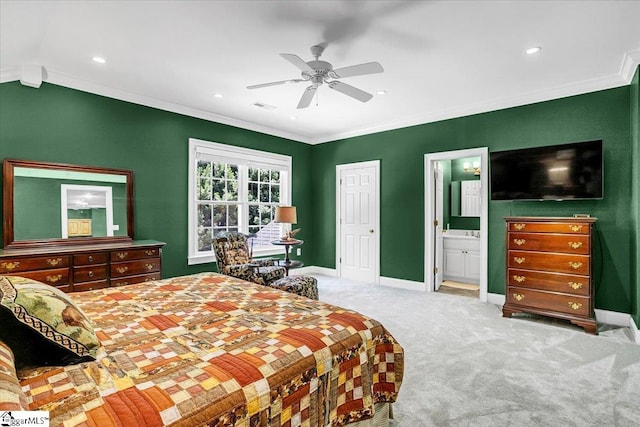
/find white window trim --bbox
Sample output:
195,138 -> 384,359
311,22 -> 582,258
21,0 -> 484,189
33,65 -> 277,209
188,138 -> 292,265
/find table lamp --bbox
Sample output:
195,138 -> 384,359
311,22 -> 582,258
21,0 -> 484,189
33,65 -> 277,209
275,206 -> 298,241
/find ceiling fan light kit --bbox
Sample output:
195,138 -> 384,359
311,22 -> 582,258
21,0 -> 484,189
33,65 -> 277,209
247,44 -> 384,109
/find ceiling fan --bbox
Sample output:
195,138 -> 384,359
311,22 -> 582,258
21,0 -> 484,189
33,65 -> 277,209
247,44 -> 384,109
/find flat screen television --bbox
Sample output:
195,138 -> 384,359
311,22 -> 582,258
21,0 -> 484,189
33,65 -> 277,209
490,140 -> 603,201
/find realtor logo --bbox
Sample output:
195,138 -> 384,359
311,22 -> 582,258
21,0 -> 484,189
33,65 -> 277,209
0,411 -> 49,427
1,412 -> 15,427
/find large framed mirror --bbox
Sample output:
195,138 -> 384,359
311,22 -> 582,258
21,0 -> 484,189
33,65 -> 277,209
3,159 -> 134,249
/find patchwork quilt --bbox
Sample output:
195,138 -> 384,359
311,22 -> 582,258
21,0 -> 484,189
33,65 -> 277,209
7,273 -> 404,426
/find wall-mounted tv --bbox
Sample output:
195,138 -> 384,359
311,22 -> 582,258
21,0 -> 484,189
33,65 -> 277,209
490,140 -> 603,201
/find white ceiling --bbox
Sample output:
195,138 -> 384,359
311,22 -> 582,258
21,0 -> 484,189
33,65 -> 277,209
1,1 -> 639,145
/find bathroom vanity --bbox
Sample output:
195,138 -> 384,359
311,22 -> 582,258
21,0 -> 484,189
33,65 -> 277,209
442,230 -> 481,284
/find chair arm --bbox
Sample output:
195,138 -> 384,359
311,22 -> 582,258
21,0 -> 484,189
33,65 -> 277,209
253,258 -> 276,267
222,264 -> 259,282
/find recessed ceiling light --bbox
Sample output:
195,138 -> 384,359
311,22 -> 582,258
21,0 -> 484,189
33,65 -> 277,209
376,90 -> 387,95
213,93 -> 223,98
92,56 -> 106,64
289,116 -> 297,120
525,46 -> 542,55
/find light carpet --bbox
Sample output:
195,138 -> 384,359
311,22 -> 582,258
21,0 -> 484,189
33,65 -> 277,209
313,274 -> 640,426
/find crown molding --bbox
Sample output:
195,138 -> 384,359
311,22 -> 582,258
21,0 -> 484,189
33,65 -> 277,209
2,48 -> 638,146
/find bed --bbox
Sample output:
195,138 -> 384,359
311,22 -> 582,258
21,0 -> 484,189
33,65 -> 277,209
0,272 -> 403,426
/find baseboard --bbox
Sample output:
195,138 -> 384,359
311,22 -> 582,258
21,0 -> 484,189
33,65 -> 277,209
290,266 -> 337,277
379,276 -> 426,291
630,317 -> 640,344
487,293 -> 506,306
594,309 -> 631,328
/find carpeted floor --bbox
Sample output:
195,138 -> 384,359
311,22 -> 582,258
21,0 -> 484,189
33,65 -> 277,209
313,274 -> 640,426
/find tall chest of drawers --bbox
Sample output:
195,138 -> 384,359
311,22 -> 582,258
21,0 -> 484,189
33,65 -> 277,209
502,217 -> 597,334
0,240 -> 164,293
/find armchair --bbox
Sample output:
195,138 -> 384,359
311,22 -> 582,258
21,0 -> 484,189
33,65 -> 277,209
213,232 -> 286,286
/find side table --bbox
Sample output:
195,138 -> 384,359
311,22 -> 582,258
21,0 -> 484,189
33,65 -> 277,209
271,239 -> 304,276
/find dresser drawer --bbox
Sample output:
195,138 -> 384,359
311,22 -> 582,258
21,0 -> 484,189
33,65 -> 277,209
0,256 -> 70,273
111,272 -> 161,287
508,221 -> 591,234
508,250 -> 590,275
73,265 -> 107,283
72,280 -> 108,292
508,287 -> 590,317
110,247 -> 161,262
73,252 -> 108,266
111,258 -> 161,277
508,268 -> 589,296
11,268 -> 70,287
508,233 -> 590,255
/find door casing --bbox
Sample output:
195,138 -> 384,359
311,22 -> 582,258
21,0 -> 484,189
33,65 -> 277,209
424,148 -> 489,301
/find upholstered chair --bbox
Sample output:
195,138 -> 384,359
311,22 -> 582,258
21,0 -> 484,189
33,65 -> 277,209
213,232 -> 286,286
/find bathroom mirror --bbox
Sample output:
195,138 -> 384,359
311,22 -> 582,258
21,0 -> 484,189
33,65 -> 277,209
3,159 -> 134,249
451,180 -> 481,217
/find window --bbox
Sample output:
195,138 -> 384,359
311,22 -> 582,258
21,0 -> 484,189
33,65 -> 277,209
188,138 -> 291,264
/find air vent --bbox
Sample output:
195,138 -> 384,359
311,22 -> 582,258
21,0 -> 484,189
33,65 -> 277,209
253,101 -> 276,111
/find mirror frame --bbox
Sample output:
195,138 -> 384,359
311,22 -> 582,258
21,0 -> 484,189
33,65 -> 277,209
3,159 -> 134,249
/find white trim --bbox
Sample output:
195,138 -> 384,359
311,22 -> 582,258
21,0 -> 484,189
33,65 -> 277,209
594,309 -> 632,328
424,148 -> 489,302
631,318 -> 640,344
187,138 -> 292,265
619,49 -> 640,83
379,276 -> 426,291
335,160 -> 381,285
487,293 -> 506,306
3,48 -> 638,145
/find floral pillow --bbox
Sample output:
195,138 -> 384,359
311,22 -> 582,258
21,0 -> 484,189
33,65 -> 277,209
0,276 -> 100,370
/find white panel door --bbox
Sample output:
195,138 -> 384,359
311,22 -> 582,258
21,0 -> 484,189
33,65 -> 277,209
339,164 -> 378,283
461,180 -> 481,217
435,162 -> 444,290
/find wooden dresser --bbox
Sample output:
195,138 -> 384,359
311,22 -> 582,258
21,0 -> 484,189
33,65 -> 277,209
502,217 -> 597,334
0,240 -> 164,293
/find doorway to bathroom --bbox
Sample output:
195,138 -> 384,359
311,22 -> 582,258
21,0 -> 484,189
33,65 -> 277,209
424,148 -> 488,301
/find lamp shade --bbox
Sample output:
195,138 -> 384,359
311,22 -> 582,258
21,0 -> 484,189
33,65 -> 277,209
275,206 -> 297,224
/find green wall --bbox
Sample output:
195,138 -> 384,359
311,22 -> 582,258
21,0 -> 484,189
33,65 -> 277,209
0,82 -> 313,278
311,86 -> 633,314
631,66 -> 640,329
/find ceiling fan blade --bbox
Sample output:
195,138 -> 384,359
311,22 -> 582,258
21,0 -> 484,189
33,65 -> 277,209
247,79 -> 303,89
280,53 -> 315,73
297,86 -> 317,109
328,81 -> 373,103
332,62 -> 384,78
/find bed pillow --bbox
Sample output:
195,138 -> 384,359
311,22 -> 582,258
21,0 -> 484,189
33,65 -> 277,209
0,275 -> 99,370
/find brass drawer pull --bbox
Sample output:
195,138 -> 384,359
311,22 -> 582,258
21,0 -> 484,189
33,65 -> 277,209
569,282 -> 583,290
116,266 -> 129,274
513,275 -> 526,283
514,257 -> 526,264
116,252 -> 128,260
46,257 -> 63,266
145,250 -> 156,256
569,261 -> 583,270
88,271 -> 94,278
1,261 -> 20,271
46,274 -> 63,283
569,225 -> 583,232
568,242 -> 583,250
513,238 -> 526,246
513,223 -> 526,231
568,302 -> 583,310
513,293 -> 525,301
88,255 -> 94,262
145,263 -> 155,271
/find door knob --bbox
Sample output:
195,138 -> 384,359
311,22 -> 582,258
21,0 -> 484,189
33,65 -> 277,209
369,229 -> 374,233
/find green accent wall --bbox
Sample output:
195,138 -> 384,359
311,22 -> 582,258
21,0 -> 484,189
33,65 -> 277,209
0,78 -> 637,319
631,66 -> 640,329
0,82 -> 312,278
311,86 -> 633,314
